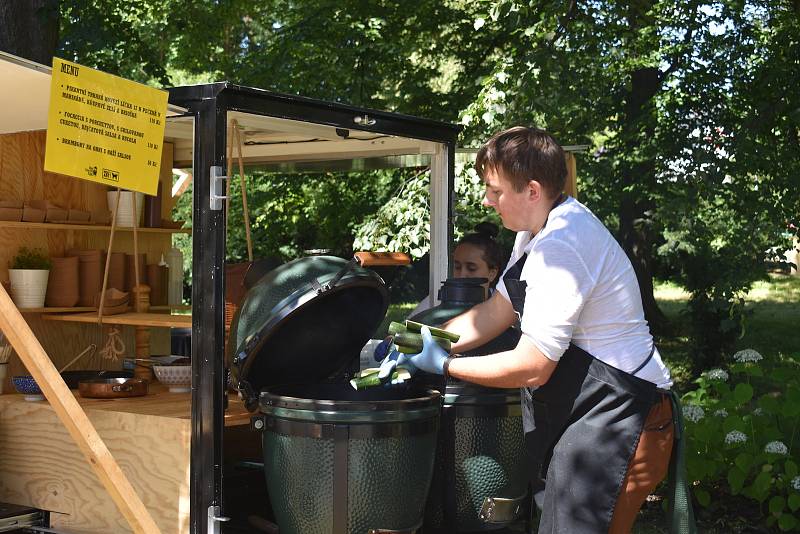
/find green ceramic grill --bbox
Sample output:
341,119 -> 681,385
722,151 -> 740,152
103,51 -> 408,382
411,279 -> 530,532
231,255 -> 442,534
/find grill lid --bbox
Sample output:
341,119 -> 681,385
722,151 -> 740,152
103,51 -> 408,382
229,255 -> 389,408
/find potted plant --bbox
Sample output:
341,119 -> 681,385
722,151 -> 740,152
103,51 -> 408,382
8,247 -> 51,308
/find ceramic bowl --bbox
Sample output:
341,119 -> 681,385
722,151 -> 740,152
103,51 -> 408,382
152,364 -> 191,393
12,375 -> 44,401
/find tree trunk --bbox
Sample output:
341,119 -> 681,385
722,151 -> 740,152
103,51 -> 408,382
618,2 -> 669,334
0,0 -> 60,66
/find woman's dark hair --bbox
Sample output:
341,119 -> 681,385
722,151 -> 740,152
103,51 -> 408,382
457,221 -> 506,286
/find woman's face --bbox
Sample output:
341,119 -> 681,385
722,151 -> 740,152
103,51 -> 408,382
453,243 -> 498,288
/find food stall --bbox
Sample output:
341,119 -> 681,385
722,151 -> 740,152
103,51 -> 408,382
0,50 -> 461,533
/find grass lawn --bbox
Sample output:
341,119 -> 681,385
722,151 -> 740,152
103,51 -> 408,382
654,273 -> 800,393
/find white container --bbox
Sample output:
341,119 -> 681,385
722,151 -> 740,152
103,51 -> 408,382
166,247 -> 184,305
153,364 -> 191,393
9,269 -> 50,308
106,191 -> 144,228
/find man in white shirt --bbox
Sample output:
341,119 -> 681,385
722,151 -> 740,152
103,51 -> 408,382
380,127 -> 675,533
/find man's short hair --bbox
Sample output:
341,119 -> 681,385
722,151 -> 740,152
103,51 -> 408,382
475,126 -> 567,198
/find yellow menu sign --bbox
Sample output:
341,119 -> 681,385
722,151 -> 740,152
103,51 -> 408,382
44,58 -> 168,195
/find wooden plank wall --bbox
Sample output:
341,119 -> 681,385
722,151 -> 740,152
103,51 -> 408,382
0,396 -> 190,533
0,130 -> 173,385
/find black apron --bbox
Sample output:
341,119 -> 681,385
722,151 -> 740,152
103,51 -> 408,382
504,250 -> 661,533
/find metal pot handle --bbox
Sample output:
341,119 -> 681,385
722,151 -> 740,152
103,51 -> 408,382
479,492 -> 529,524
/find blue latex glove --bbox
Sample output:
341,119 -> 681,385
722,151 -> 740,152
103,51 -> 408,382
379,326 -> 449,379
377,349 -> 417,382
373,336 -> 394,362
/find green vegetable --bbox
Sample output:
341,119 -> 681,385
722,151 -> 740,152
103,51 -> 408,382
404,320 -> 460,343
350,368 -> 411,390
393,332 -> 451,353
388,321 -> 408,335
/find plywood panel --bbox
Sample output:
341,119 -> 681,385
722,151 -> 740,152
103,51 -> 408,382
0,394 -> 190,533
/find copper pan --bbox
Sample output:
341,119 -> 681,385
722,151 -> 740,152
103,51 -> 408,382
78,378 -> 149,398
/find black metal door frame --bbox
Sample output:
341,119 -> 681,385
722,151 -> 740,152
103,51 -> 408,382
169,83 -> 459,534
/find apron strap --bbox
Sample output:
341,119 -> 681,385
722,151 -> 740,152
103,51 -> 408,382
666,391 -> 699,534
630,344 -> 656,376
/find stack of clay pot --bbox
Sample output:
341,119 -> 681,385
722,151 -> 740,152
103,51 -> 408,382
45,256 -> 80,307
0,200 -> 23,221
68,249 -> 105,307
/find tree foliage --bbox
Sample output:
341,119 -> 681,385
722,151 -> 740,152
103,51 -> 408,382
33,0 -> 800,370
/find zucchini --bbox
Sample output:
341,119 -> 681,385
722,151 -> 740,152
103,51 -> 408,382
404,320 -> 460,343
357,367 -> 381,378
350,368 -> 411,390
393,332 -> 451,353
388,321 -> 408,336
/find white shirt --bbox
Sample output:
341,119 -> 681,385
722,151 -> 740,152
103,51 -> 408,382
496,197 -> 672,388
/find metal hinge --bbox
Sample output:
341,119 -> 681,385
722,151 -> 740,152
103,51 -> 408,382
209,165 -> 228,210
207,505 -> 230,534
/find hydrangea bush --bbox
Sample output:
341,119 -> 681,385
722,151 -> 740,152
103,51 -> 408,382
683,349 -> 800,531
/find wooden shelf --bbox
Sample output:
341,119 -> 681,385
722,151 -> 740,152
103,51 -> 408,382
19,306 -> 96,313
0,383 -> 247,424
0,220 -> 191,234
19,305 -> 191,314
44,311 -> 191,328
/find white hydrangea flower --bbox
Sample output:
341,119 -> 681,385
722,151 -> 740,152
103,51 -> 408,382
705,368 -> 729,381
714,409 -> 728,418
733,349 -> 763,363
684,405 -> 705,423
753,408 -> 764,417
724,430 -> 748,444
792,476 -> 800,491
764,441 -> 789,455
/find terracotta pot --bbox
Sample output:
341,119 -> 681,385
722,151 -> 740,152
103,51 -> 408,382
77,249 -> 104,307
21,205 -> 45,223
91,209 -> 111,225
45,207 -> 68,222
0,207 -> 22,221
45,256 -> 79,307
125,253 -> 147,290
108,252 -> 126,291
146,264 -> 168,306
67,209 -> 90,222
0,200 -> 22,209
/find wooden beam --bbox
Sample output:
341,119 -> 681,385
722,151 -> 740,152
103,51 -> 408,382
0,284 -> 162,534
564,152 -> 578,199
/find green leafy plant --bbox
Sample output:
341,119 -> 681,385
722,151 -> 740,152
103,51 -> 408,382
683,349 -> 800,531
10,248 -> 51,270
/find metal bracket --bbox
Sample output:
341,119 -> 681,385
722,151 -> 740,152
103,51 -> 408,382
209,165 -> 228,211
207,505 -> 230,534
479,494 -> 527,524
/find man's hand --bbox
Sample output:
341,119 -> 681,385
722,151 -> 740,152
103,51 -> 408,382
404,326 -> 450,375
377,349 -> 415,382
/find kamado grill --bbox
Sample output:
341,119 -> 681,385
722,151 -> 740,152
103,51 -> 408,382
229,253 -> 442,534
412,278 -> 530,533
